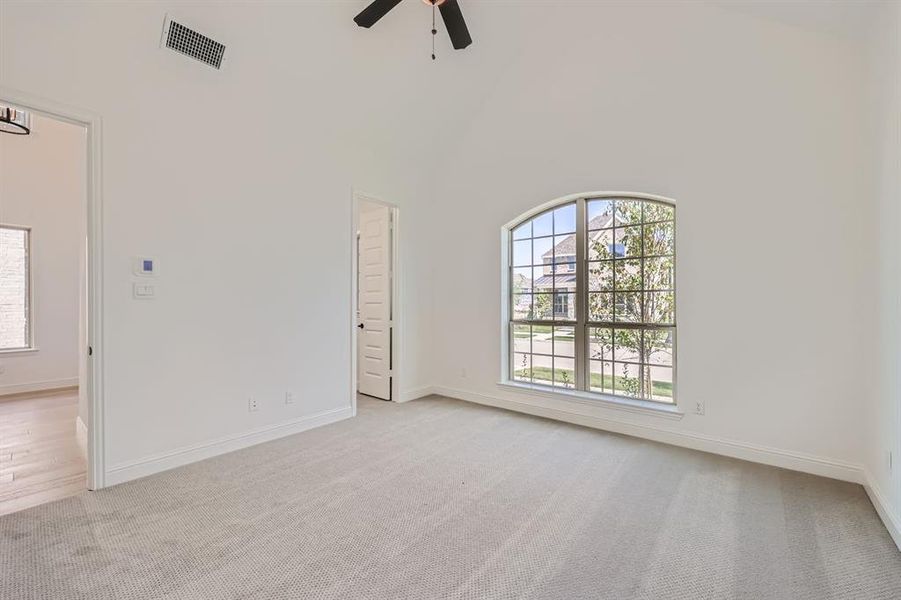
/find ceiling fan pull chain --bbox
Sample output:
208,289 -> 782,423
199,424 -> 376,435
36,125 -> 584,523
353,0 -> 471,54
431,3 -> 437,60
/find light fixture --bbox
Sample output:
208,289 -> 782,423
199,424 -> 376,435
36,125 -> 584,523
422,0 -> 447,5
0,105 -> 32,135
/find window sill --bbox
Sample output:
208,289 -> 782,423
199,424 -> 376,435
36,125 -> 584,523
0,347 -> 38,356
496,380 -> 684,420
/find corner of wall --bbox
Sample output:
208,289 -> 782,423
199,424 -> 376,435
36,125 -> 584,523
865,470 -> 901,551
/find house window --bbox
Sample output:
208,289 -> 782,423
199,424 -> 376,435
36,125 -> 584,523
508,195 -> 675,404
554,292 -> 569,317
0,225 -> 32,351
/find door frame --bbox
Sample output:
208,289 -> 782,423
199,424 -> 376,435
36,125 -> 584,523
351,190 -> 399,415
1,87 -> 106,490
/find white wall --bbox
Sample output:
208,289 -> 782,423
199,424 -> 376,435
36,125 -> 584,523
0,1 -> 440,482
0,0 -> 892,501
426,1 -> 874,478
0,114 -> 86,396
866,0 -> 901,542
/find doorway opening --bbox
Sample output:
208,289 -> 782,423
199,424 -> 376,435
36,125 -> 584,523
0,94 -> 103,513
352,192 -> 398,410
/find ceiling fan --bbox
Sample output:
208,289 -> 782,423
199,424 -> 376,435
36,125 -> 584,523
354,0 -> 472,59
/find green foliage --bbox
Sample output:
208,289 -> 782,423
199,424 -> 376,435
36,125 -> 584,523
644,201 -> 674,223
512,276 -> 526,296
515,365 -> 673,398
644,221 -> 675,256
517,199 -> 676,402
614,260 -> 642,290
590,327 -> 613,360
590,235 -> 614,261
533,293 -> 552,320
588,288 -> 613,321
619,363 -> 640,396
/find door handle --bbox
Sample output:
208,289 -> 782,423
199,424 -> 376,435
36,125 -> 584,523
358,323 -> 364,329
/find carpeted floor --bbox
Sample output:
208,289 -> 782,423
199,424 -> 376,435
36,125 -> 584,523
1,395 -> 900,599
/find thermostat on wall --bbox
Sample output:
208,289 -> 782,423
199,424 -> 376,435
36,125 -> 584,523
133,257 -> 157,276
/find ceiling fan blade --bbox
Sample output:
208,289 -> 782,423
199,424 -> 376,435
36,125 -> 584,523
354,0 -> 404,28
439,0 -> 472,49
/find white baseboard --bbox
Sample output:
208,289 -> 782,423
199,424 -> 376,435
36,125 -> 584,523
0,378 -> 78,397
431,385 -> 865,484
75,416 -> 88,461
398,386 -> 436,403
435,385 -> 901,554
864,472 -> 901,551
105,405 -> 353,486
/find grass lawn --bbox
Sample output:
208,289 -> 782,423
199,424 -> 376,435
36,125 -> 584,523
515,365 -> 673,399
513,334 -> 575,341
514,325 -> 574,341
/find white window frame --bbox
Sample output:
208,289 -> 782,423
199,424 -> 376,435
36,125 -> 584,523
499,191 -> 678,414
0,224 -> 34,353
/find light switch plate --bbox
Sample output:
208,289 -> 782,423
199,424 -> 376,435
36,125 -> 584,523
133,282 -> 155,299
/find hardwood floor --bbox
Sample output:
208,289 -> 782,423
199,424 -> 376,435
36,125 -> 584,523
0,388 -> 85,516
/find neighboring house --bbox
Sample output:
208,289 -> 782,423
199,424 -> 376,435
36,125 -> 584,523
512,272 -> 534,316
511,272 -> 532,295
533,214 -> 623,318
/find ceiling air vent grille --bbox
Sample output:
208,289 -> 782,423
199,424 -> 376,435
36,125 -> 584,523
163,19 -> 225,69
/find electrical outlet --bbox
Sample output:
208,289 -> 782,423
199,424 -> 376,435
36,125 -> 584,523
248,398 -> 259,412
0,365 -> 5,375
285,392 -> 294,405
460,368 -> 467,378
694,400 -> 705,415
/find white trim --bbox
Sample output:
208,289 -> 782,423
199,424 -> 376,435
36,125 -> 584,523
351,190 -> 400,412
498,380 -> 683,419
499,227 -> 511,388
500,190 -> 679,405
500,190 -> 678,231
350,188 -> 358,416
0,378 -> 78,396
864,471 -> 901,551
432,385 -> 865,484
0,223 -> 35,352
0,347 -> 39,355
398,386 -> 435,403
0,86 -> 106,491
397,388 -> 901,546
106,406 -> 353,486
75,416 -> 88,461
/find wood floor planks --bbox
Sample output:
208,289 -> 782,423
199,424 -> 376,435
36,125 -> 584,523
0,390 -> 85,516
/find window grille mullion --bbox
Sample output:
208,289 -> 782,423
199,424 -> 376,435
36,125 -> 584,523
575,198 -> 587,391
507,195 -> 675,405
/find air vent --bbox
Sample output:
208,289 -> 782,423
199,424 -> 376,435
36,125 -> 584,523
162,18 -> 225,70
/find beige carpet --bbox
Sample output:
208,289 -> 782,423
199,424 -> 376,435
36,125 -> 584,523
1,395 -> 899,599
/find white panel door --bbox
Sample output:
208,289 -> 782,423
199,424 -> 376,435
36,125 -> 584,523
357,205 -> 392,400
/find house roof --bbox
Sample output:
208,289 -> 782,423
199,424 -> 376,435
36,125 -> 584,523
533,273 -> 577,288
542,214 -> 614,258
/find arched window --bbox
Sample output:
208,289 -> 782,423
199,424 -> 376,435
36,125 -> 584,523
507,193 -> 676,404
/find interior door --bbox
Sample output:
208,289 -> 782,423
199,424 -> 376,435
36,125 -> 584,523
357,204 -> 392,400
